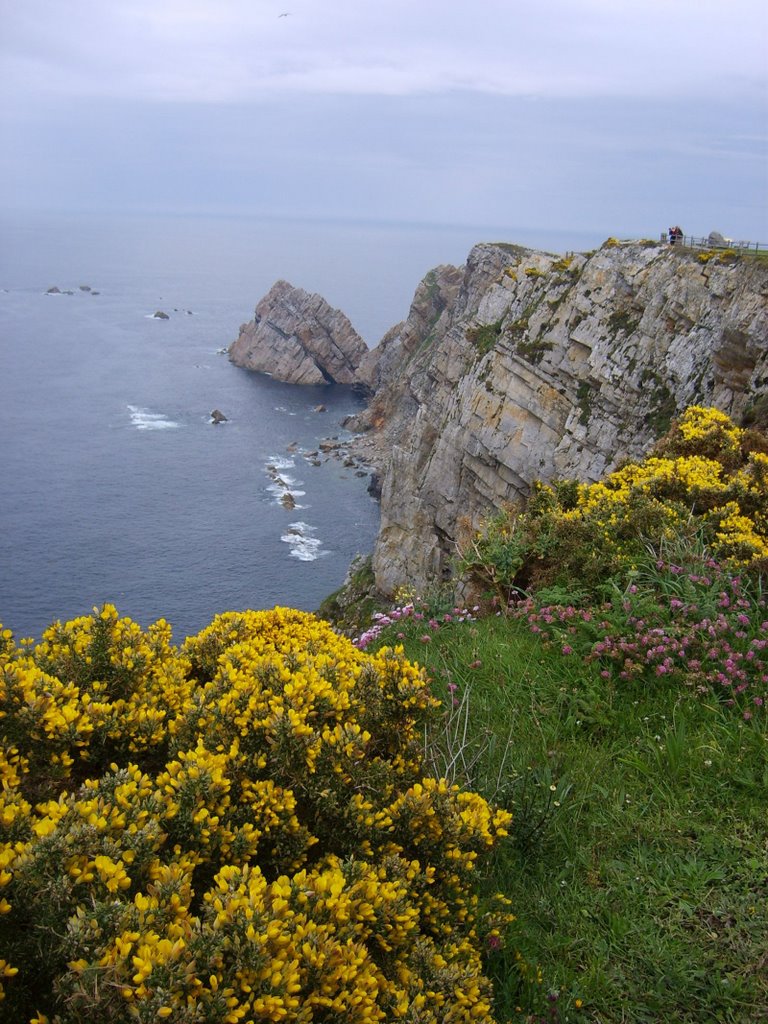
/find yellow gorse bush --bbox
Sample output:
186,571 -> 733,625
460,407 -> 768,599
0,606 -> 511,1022
565,406 -> 768,565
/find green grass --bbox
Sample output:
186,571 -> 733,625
365,612 -> 768,1023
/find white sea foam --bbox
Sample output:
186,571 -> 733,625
267,485 -> 306,505
280,521 -> 326,561
264,456 -> 307,507
267,456 -> 296,471
127,404 -> 179,430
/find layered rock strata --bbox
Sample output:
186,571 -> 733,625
359,241 -> 768,595
229,280 -> 368,385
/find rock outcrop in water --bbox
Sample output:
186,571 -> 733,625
232,240 -> 768,599
229,280 -> 368,386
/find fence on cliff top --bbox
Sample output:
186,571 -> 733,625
659,232 -> 768,255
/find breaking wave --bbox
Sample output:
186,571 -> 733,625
127,405 -> 179,430
265,456 -> 305,507
280,521 -> 326,561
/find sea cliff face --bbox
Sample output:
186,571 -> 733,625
232,240 -> 768,600
358,240 -> 768,596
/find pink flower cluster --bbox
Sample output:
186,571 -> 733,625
354,602 -> 478,650
515,564 -> 768,719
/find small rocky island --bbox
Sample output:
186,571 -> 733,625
229,280 -> 368,386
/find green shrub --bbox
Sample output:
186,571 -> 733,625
466,320 -> 504,357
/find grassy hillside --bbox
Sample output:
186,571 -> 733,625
355,406 -> 768,1022
360,591 -> 767,1022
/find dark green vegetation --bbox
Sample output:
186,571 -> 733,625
606,309 -> 640,337
317,553 -> 382,633
467,319 -> 505,357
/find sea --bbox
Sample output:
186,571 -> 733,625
0,211 -> 606,643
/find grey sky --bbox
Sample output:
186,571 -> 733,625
1,0 -> 766,239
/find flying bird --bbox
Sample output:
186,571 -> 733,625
278,11 -> 291,16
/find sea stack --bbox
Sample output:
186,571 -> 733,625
228,280 -> 368,386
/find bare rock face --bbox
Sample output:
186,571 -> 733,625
356,264 -> 464,392
366,241 -> 768,597
342,263 -> 464,434
229,280 -> 368,386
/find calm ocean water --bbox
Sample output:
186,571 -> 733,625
0,212 -> 604,641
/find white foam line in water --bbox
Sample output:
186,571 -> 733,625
266,456 -> 296,471
280,521 -> 326,561
264,456 -> 308,507
127,404 -> 179,430
267,471 -> 302,488
267,485 -> 306,507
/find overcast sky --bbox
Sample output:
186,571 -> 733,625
1,0 -> 766,240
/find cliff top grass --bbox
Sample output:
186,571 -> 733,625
360,587 -> 767,1023
354,406 -> 768,1023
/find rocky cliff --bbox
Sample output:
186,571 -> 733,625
232,240 -> 768,600
357,240 -> 768,596
229,280 -> 368,385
